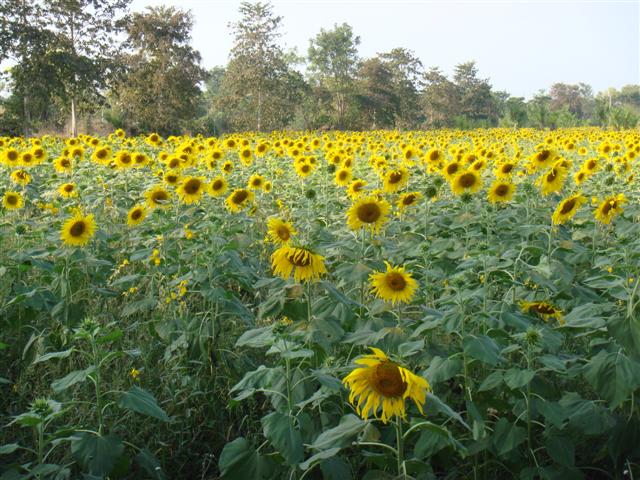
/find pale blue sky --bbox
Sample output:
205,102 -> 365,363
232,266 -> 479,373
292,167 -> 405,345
136,1 -> 638,98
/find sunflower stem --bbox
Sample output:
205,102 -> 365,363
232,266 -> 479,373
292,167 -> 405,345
395,419 -> 405,477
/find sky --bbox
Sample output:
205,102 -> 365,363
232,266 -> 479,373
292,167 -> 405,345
129,0 -> 640,99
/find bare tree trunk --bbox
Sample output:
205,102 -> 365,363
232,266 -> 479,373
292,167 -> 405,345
71,97 -> 77,137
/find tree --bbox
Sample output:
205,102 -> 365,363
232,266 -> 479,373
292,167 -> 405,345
421,67 -> 457,128
356,57 -> 399,129
111,6 -> 206,135
528,90 -> 554,129
378,48 -> 423,128
44,0 -> 131,136
452,61 -> 498,126
549,82 -> 594,121
307,23 -> 360,129
217,1 -> 303,131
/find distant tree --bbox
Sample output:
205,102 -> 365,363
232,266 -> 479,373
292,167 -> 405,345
548,82 -> 594,121
217,1 -> 303,131
421,67 -> 457,128
112,6 -> 206,135
452,61 -> 498,126
378,48 -> 423,128
307,23 -> 360,129
355,57 -> 399,129
528,90 -> 554,129
43,0 -> 131,136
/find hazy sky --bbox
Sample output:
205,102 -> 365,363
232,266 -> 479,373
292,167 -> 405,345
133,0 -> 638,99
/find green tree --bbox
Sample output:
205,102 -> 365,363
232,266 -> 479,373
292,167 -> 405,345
528,90 -> 554,129
307,23 -> 360,129
378,48 -> 423,128
421,67 -> 457,128
111,6 -> 206,135
452,61 -> 498,126
217,1 -> 303,131
355,57 -> 399,129
44,0 -> 131,136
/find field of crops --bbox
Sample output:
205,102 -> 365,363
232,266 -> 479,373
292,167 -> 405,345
1,128 -> 639,479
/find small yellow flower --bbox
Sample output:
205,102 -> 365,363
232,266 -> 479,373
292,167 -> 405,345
130,368 -> 140,380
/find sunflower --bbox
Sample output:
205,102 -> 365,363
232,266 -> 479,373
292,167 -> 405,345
91,146 -> 112,164
347,179 -> 367,199
58,183 -> 78,198
494,162 -> 516,178
60,213 -> 96,247
163,171 -> 181,186
3,191 -> 24,210
127,205 -> 147,226
239,147 -> 253,166
263,181 -> 273,193
225,188 -> 254,213
115,150 -> 134,169
2,148 -> 20,167
335,167 -> 352,187
442,161 -> 462,181
538,166 -> 567,196
530,149 -> 556,170
266,218 -> 297,245
248,174 -> 265,190
594,194 -> 626,225
271,246 -> 327,282
208,176 -> 228,197
54,156 -> 73,174
347,196 -> 391,233
221,160 -> 234,174
487,181 -> 515,203
552,193 -> 586,225
383,168 -> 409,193
397,192 -> 422,212
450,170 -> 482,196
370,261 -> 418,304
294,160 -> 314,178
520,301 -> 563,323
10,169 -> 31,186
342,347 -> 431,423
144,186 -> 172,209
177,176 -> 205,204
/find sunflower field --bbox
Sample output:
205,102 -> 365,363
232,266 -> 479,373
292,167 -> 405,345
1,128 -> 639,479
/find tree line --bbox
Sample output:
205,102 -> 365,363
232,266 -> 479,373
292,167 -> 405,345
1,0 -> 638,137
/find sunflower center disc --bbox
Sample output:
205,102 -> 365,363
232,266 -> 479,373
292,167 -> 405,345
459,173 -> 476,188
287,250 -> 311,267
389,172 -> 402,184
495,185 -> 509,196
560,199 -> 576,214
372,362 -> 407,397
277,227 -> 290,241
70,221 -> 86,237
185,180 -> 201,194
7,195 -> 17,205
386,272 -> 407,291
357,203 -> 381,223
233,190 -> 248,204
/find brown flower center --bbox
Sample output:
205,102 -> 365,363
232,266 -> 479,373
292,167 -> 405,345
388,172 -> 403,184
277,227 -> 290,241
371,362 -> 407,397
70,221 -> 86,237
495,184 -> 510,197
212,180 -> 223,191
356,202 -> 381,223
184,179 -> 202,195
560,198 -> 577,214
131,209 -> 143,220
386,272 -> 407,291
458,173 -> 476,188
286,249 -> 311,267
232,190 -> 248,204
6,195 -> 18,205
152,190 -> 168,203
402,194 -> 416,205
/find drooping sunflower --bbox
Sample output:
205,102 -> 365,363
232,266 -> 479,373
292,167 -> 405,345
520,300 -> 563,324
552,193 -> 586,225
397,192 -> 423,212
127,205 -> 147,226
58,182 -> 78,198
10,169 -> 31,186
383,168 -> 409,193
487,181 -> 515,203
3,191 -> 24,210
494,162 -> 516,178
346,196 -> 391,233
225,188 -> 254,213
266,218 -> 297,245
144,185 -> 172,209
342,347 -> 431,423
60,213 -> 96,247
450,170 -> 482,196
347,179 -> 367,199
370,261 -> 419,304
594,194 -> 626,225
177,176 -> 205,205
271,246 -> 327,282
208,176 -> 228,197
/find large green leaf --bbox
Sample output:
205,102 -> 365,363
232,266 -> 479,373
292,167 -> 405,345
118,386 -> 169,422
261,412 -> 303,465
463,335 -> 504,366
71,433 -> 124,476
583,350 -> 640,409
492,418 -> 526,456
310,414 -> 365,451
219,437 -> 271,480
51,365 -> 96,393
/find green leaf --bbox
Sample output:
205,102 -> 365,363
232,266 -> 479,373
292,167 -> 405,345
118,386 -> 169,422
71,433 -> 124,476
463,335 -> 503,366
504,369 -> 535,389
219,437 -> 270,480
299,447 -> 341,471
492,418 -> 526,455
261,412 -> 303,465
545,435 -> 574,467
135,448 -> 166,480
320,455 -> 352,480
33,349 -> 73,364
427,393 -> 470,431
478,370 -> 504,392
0,444 -> 20,454
235,325 -> 275,348
583,350 -> 640,409
311,414 -> 365,450
51,365 -> 96,393
424,356 -> 462,384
